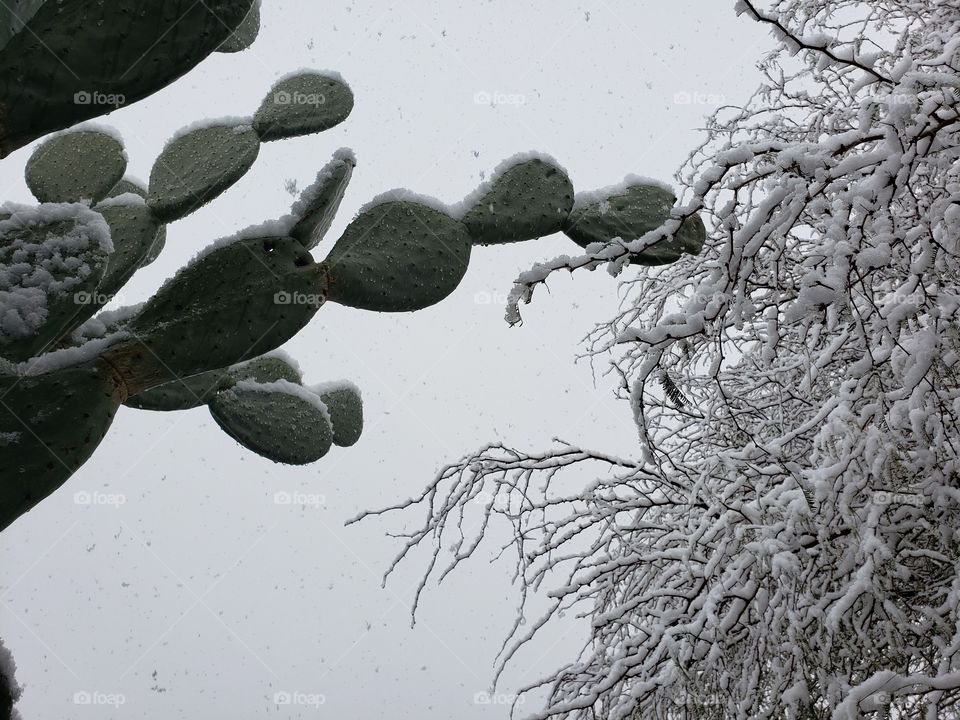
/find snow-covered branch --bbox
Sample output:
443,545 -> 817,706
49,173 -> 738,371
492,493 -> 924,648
365,2 -> 960,718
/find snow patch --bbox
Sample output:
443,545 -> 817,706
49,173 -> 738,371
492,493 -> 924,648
357,188 -> 455,217
165,116 -> 254,146
230,378 -> 331,425
310,379 -> 362,398
95,192 -> 146,209
0,203 -> 113,344
272,67 -> 348,86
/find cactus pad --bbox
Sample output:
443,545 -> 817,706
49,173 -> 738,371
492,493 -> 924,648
25,130 -> 127,204
0,361 -> 123,531
564,182 -> 706,265
147,124 -> 261,223
253,72 -> 354,142
290,151 -> 355,250
94,199 -> 160,300
123,236 -> 324,381
324,200 -> 472,312
315,382 -> 363,447
462,158 -> 574,245
208,379 -> 333,464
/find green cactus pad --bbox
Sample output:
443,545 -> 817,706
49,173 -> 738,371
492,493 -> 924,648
218,0 -> 260,53
120,236 -> 324,384
290,151 -> 355,250
208,380 -> 333,464
461,158 -> 574,245
324,200 -> 472,312
564,182 -> 706,266
0,361 -> 123,531
0,206 -> 111,362
25,130 -> 127,204
253,72 -> 354,142
106,177 -> 148,200
94,200 -> 160,300
315,383 -> 363,447
0,0 -> 255,157
147,123 -> 261,223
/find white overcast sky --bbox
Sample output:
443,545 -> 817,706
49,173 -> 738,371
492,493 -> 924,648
1,2 -> 769,717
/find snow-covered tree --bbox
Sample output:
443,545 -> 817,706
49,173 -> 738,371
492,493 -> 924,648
357,2 -> 960,717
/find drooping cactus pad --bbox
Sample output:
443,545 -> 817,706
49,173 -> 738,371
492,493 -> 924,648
315,382 -> 363,447
253,72 -> 354,142
324,200 -> 472,312
147,123 -> 261,223
564,181 -> 706,265
209,379 -> 333,464
461,157 -> 574,245
25,130 -> 127,204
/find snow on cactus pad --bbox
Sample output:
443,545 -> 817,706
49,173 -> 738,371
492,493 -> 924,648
564,179 -> 706,265
208,379 -> 333,464
147,122 -> 260,223
0,203 -> 112,361
25,129 -> 128,204
323,199 -> 471,312
460,155 -> 574,245
253,71 -> 354,142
